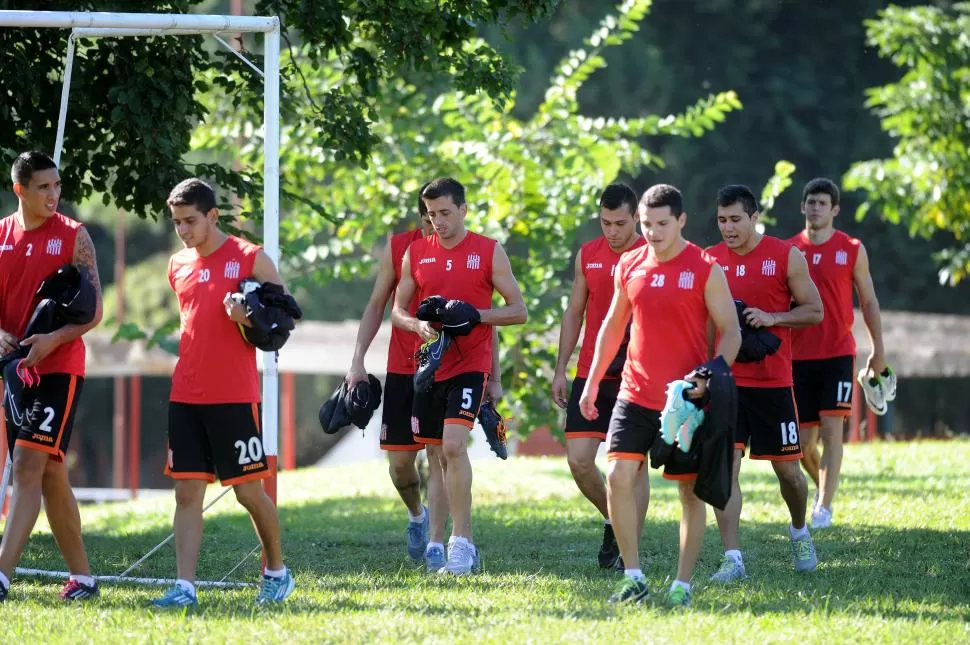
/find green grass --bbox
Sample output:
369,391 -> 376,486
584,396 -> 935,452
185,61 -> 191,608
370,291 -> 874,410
3,441 -> 970,643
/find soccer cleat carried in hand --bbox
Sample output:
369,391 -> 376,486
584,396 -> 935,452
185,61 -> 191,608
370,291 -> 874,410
857,366 -> 894,416
438,299 -> 481,336
413,331 -> 454,394
660,380 -> 705,453
477,401 -> 509,460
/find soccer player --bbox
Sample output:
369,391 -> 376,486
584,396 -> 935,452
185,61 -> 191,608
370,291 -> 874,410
790,178 -> 891,528
0,151 -> 102,602
152,178 -> 295,607
552,182 -> 645,569
391,177 -> 527,575
580,184 -> 741,606
343,183 -> 451,570
707,184 -> 822,583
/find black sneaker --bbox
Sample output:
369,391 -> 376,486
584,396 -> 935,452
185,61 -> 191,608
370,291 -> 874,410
0,579 -> 7,602
597,523 -> 620,569
608,576 -> 649,604
614,554 -> 625,574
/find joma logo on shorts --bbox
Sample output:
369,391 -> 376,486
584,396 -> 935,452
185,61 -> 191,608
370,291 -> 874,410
242,463 -> 263,472
780,445 -> 800,452
31,434 -> 53,443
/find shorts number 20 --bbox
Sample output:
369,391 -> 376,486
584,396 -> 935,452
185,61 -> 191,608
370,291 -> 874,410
235,437 -> 265,465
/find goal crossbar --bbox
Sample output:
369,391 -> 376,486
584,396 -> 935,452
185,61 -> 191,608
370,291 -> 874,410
0,11 -> 278,32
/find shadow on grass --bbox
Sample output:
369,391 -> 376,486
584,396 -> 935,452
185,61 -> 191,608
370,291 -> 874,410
13,492 -> 970,621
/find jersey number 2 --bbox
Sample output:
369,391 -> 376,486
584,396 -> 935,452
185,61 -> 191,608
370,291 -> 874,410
235,437 -> 265,465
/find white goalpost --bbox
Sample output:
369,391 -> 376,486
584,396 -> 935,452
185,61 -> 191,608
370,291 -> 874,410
0,10 -> 282,588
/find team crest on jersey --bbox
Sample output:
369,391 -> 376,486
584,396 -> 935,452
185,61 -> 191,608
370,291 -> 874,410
762,259 -> 777,276
224,259 -> 241,279
46,238 -> 63,255
466,253 -> 481,270
677,271 -> 695,289
835,250 -> 848,266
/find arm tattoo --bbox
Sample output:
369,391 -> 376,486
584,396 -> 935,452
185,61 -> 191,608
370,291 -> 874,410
73,227 -> 103,296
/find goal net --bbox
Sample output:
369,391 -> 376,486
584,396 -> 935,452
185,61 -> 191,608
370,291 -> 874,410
0,9 -> 282,588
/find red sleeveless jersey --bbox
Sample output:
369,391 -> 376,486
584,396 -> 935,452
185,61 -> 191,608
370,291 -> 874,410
789,230 -> 861,360
409,231 -> 497,382
168,236 -> 261,404
576,235 -> 647,379
0,212 -> 85,376
387,229 -> 424,374
709,235 -> 794,388
618,242 -> 713,410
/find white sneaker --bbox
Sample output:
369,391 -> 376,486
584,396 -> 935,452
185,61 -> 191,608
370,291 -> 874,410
857,368 -> 888,416
438,537 -> 477,576
881,366 -> 898,402
811,505 -> 833,529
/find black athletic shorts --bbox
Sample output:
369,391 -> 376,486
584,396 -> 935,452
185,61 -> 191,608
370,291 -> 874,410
381,372 -> 422,451
165,402 -> 270,486
792,355 -> 854,426
564,376 -> 621,441
5,373 -> 83,463
606,399 -> 696,479
411,372 -> 488,445
736,386 -> 802,461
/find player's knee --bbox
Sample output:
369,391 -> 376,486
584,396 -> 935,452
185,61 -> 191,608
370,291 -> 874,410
606,462 -> 637,491
389,457 -> 418,485
232,481 -> 265,509
12,448 -> 48,484
566,451 -> 594,477
173,480 -> 206,508
441,436 -> 467,461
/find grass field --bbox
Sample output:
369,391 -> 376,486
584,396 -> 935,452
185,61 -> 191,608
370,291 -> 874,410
2,440 -> 969,643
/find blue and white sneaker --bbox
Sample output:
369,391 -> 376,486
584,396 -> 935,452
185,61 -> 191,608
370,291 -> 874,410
150,584 -> 198,608
661,380 -> 704,451
407,506 -> 430,562
256,568 -> 295,604
425,543 -> 446,572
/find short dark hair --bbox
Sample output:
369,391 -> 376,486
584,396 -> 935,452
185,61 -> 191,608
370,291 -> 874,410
418,180 -> 432,217
167,178 -> 218,214
421,177 -> 466,208
716,184 -> 759,216
641,183 -> 684,216
599,182 -> 638,215
11,150 -> 57,187
802,177 -> 840,206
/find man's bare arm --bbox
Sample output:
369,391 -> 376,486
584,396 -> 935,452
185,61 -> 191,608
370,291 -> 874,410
479,243 -> 527,326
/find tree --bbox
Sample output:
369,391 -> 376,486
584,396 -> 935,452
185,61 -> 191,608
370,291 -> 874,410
844,3 -> 970,286
0,0 -> 557,217
195,0 -> 750,434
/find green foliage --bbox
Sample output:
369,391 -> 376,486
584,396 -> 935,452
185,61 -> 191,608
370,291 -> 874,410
197,0 -> 741,434
0,0 -> 556,218
759,160 -> 797,227
844,3 -> 970,286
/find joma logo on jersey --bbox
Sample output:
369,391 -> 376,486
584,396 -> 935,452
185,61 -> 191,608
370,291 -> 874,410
835,250 -> 848,265
466,253 -> 481,270
586,262 -> 603,270
224,260 -> 241,280
677,271 -> 695,289
762,259 -> 777,276
46,238 -> 63,255
419,257 -> 436,265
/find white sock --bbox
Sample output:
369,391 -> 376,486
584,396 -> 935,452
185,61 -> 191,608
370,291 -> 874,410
671,579 -> 691,592
70,574 -> 96,587
624,568 -> 644,581
175,578 -> 197,598
790,524 -> 809,539
604,519 -> 612,526
263,566 -> 286,579
408,506 -> 426,523
0,571 -> 9,590
725,549 -> 743,563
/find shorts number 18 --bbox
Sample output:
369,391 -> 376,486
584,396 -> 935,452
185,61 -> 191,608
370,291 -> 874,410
779,421 -> 798,446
